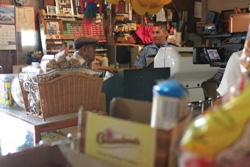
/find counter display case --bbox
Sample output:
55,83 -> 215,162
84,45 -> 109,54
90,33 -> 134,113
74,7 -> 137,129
0,106 -> 78,147
0,73 -> 78,153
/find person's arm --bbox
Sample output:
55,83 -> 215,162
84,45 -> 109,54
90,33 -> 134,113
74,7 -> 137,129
134,46 -> 146,69
59,43 -> 69,56
92,64 -> 118,74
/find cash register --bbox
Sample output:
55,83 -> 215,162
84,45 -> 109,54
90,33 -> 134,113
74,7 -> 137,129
204,48 -> 227,68
154,47 -> 219,102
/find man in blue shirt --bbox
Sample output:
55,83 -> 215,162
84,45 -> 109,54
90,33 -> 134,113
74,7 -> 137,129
134,21 -> 173,69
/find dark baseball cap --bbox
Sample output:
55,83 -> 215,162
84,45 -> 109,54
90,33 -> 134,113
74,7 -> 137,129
74,37 -> 97,50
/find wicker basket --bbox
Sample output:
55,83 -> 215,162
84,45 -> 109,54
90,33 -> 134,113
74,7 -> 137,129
19,80 -> 29,112
20,72 -> 103,119
39,73 -> 103,118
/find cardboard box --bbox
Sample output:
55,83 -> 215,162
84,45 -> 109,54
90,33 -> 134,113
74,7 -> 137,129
0,144 -> 116,167
0,145 -> 71,167
110,97 -> 152,124
78,98 -> 192,167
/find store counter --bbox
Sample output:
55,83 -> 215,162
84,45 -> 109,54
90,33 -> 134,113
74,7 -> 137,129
0,106 -> 78,145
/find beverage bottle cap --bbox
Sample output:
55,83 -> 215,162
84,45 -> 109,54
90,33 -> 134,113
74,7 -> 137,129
153,79 -> 188,98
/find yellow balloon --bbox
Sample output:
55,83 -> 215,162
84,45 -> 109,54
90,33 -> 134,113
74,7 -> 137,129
138,0 -> 151,6
131,0 -> 149,15
130,0 -> 172,15
148,5 -> 163,14
159,0 -> 172,5
149,0 -> 163,6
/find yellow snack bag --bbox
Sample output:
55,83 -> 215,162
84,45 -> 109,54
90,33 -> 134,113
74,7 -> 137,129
179,24 -> 250,167
179,82 -> 250,167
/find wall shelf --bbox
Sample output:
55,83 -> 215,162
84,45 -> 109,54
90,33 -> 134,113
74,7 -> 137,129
39,10 -> 107,55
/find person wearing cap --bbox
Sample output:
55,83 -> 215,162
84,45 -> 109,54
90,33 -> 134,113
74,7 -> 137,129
73,36 -> 117,74
134,21 -> 175,69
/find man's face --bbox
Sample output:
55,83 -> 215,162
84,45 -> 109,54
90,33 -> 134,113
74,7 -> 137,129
79,44 -> 96,63
152,26 -> 168,46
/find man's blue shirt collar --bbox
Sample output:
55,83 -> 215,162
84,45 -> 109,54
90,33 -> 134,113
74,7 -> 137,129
149,41 -> 169,49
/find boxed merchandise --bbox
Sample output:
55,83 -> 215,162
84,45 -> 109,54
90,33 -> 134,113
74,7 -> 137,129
78,98 -> 192,167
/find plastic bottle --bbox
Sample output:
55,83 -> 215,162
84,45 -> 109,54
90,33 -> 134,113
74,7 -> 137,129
150,79 -> 188,131
0,76 -> 13,108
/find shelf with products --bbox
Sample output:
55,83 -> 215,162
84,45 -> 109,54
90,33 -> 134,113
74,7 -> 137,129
44,34 -> 106,40
39,5 -> 106,50
39,9 -> 78,55
45,13 -> 83,19
112,12 -> 138,44
39,9 -> 107,57
44,37 -> 107,54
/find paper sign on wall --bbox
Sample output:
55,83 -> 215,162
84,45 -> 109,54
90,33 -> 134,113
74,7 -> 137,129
0,4 -> 16,50
15,6 -> 35,32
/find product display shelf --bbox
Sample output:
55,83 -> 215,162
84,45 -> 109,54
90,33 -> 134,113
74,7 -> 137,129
39,9 -> 107,56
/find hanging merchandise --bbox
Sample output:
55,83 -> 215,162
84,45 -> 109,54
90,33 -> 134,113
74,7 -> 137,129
82,0 -> 103,22
82,0 -> 104,34
79,0 -> 85,14
156,8 -> 167,22
84,0 -> 98,21
135,24 -> 153,45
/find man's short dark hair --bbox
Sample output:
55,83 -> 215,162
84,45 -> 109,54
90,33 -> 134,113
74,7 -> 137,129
153,21 -> 167,31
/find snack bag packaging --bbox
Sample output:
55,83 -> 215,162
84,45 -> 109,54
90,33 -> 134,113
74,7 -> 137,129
179,81 -> 250,167
178,24 -> 250,167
